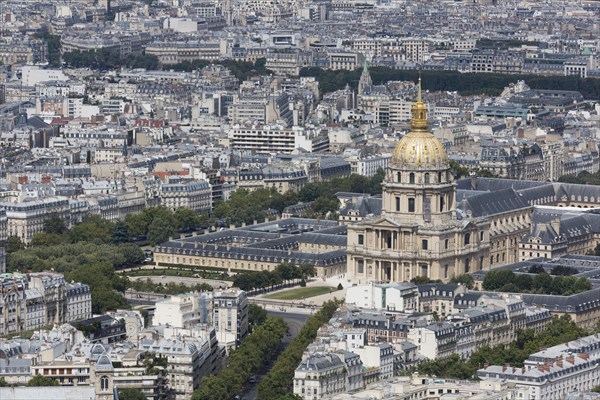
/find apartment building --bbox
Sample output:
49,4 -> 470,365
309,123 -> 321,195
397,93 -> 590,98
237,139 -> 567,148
153,292 -> 211,329
138,337 -> 210,400
66,283 -> 92,323
160,178 -> 212,213
0,273 -> 91,336
145,40 -> 226,64
328,51 -> 363,71
294,353 -> 348,400
212,289 -> 249,348
228,126 -> 301,153
1,198 -> 70,244
478,333 -> 600,400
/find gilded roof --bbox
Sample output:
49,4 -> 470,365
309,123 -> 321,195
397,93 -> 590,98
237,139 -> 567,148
392,79 -> 447,168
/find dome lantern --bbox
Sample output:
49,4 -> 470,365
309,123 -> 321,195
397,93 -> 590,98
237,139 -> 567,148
391,78 -> 447,168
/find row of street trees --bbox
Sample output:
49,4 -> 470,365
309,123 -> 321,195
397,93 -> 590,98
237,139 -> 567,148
192,316 -> 287,400
257,299 -> 343,399
232,263 -> 316,292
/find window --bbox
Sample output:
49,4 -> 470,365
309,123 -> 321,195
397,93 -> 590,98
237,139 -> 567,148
465,258 -> 471,273
440,196 -> 445,212
408,198 -> 415,212
409,173 -> 415,184
422,240 -> 428,250
397,172 -> 401,182
358,234 -> 364,245
445,239 -> 449,250
396,197 -> 400,211
444,264 -> 449,279
480,231 -> 484,241
424,173 -> 430,184
464,233 -> 471,245
438,172 -> 442,183
100,376 -> 109,391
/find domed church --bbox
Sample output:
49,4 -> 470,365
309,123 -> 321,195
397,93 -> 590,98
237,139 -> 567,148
346,80 -> 491,283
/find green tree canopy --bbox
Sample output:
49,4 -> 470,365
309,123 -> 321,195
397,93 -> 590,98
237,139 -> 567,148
43,215 -> 67,235
118,388 -> 147,400
249,304 -> 267,326
28,375 -> 59,386
5,236 -> 25,253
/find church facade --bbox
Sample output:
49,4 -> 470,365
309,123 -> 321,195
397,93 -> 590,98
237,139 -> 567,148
346,81 -> 491,283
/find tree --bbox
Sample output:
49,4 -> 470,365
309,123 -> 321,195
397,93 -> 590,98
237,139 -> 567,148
410,276 -> 440,285
278,395 -> 303,400
6,236 -> 25,253
257,300 -> 342,399
147,217 -> 175,245
43,215 -> 67,235
482,270 -> 516,291
31,232 -> 66,247
337,283 -> 343,290
550,265 -> 578,276
249,304 -> 267,326
0,377 -> 7,387
28,375 -> 59,386
594,243 -> 600,257
192,318 -> 287,400
111,221 -> 130,244
299,264 -> 316,279
174,207 -> 200,231
450,274 -> 475,289
527,264 -> 545,274
118,388 -> 147,400
70,215 -> 114,244
125,213 -> 149,238
533,272 -> 553,292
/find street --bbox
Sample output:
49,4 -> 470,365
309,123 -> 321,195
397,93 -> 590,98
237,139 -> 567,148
240,310 -> 309,400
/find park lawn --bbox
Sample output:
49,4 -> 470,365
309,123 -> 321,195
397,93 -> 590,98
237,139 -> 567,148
265,286 -> 336,300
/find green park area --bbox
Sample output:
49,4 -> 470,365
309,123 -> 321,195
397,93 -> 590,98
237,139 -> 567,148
265,286 -> 335,300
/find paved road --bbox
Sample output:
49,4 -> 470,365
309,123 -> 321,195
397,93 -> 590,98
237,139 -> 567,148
241,310 -> 310,400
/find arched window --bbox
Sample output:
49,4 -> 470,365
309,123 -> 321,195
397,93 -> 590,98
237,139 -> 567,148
101,376 -> 109,391
424,173 -> 430,184
409,173 -> 415,184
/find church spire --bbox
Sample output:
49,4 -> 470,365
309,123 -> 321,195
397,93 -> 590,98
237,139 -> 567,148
358,59 -> 372,95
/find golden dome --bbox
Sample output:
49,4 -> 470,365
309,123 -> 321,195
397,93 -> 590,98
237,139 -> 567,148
392,78 -> 447,168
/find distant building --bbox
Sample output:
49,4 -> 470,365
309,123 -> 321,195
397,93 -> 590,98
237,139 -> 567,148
478,333 -> 600,400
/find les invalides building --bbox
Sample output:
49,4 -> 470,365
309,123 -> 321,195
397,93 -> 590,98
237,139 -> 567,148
346,81 -> 491,283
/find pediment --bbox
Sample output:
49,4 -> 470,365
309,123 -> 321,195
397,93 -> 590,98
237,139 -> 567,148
364,216 -> 404,229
